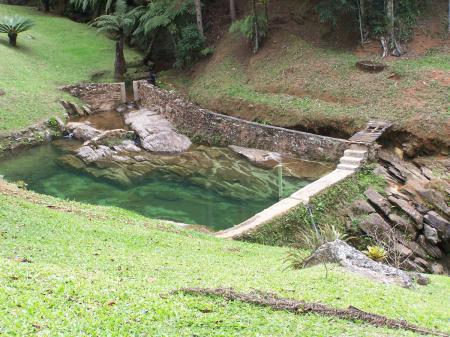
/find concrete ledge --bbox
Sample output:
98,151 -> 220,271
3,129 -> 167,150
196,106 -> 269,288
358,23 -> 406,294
215,168 -> 355,239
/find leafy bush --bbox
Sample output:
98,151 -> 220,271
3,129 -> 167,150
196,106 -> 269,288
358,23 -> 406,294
174,24 -> 206,68
0,15 -> 34,47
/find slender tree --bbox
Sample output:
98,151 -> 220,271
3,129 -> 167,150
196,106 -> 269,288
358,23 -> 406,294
194,0 -> 204,37
230,0 -> 236,22
92,0 -> 135,79
386,0 -> 402,56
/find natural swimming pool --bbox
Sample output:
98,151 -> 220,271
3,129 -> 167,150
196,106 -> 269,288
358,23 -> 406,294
0,140 -> 332,230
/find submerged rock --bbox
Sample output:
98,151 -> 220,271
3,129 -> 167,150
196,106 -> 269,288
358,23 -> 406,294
304,240 -> 413,288
125,109 -> 192,153
229,145 -> 334,180
60,144 -> 303,199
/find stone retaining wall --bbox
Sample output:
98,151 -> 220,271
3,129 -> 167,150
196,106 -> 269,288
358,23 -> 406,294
0,121 -> 61,153
134,81 -> 349,162
61,82 -> 126,112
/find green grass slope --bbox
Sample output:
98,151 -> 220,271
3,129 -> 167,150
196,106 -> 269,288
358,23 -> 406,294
0,5 -> 139,134
0,181 -> 449,336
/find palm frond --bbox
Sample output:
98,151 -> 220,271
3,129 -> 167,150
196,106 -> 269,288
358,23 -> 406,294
0,16 -> 34,34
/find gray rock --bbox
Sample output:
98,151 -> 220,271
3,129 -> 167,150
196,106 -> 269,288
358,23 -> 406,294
360,213 -> 392,239
424,211 -> 450,240
77,145 -> 115,162
388,213 -> 416,235
66,122 -> 101,141
303,240 -> 413,288
417,235 -> 443,259
430,262 -> 445,275
388,196 -> 423,227
113,140 -> 141,153
423,224 -> 439,245
364,188 -> 391,216
417,188 -> 450,217
351,199 -> 376,215
415,273 -> 430,286
125,109 -> 192,153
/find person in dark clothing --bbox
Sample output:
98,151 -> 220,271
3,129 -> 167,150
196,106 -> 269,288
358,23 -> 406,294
148,70 -> 157,86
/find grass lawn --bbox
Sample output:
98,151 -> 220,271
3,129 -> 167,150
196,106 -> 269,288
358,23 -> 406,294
0,180 -> 449,336
0,5 -> 140,134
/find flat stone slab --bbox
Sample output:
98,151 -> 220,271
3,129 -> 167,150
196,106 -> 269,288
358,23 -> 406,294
304,240 -> 413,288
125,109 -> 192,153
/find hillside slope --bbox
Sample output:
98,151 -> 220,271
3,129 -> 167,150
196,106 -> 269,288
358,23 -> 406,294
163,0 -> 449,148
0,179 -> 449,336
0,5 -> 140,134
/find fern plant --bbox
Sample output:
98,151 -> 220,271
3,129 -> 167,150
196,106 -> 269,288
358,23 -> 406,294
229,12 -> 268,53
91,0 -> 136,79
0,16 -> 34,47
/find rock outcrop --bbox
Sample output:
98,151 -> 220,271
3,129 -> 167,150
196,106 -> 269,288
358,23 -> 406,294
125,109 -> 192,153
304,240 -> 414,288
349,149 -> 450,274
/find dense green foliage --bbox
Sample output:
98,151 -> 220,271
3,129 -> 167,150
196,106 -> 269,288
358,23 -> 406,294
1,181 -> 449,336
315,0 -> 429,42
239,166 -> 386,247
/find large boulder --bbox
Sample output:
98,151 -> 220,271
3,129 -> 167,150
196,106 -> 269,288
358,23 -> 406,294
303,240 -> 413,288
125,109 -> 191,153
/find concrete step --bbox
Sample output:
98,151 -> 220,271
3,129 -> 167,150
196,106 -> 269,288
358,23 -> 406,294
343,149 -> 367,159
339,156 -> 364,166
337,163 -> 360,171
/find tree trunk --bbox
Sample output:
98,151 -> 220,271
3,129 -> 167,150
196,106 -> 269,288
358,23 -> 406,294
386,0 -> 402,56
8,33 -> 17,47
252,0 -> 259,54
194,0 -> 204,37
44,0 -> 50,12
448,0 -> 450,33
229,0 -> 236,22
357,0 -> 365,46
114,37 -> 127,80
143,29 -> 160,65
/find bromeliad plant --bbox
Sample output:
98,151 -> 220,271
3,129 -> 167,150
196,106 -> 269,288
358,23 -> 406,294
0,16 -> 34,47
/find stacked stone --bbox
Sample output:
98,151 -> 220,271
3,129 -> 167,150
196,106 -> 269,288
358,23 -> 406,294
349,149 -> 449,274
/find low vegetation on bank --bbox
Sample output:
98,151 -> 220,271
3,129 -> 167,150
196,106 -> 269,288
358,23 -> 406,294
240,165 -> 386,247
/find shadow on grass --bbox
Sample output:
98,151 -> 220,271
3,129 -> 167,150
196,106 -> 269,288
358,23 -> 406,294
0,35 -> 35,55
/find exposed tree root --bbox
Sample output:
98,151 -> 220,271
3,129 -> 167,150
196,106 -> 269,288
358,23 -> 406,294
174,287 -> 449,337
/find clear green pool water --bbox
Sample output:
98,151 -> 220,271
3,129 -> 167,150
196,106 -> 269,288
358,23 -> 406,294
0,143 -> 311,230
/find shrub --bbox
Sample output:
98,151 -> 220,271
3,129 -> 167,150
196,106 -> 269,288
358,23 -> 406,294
174,24 -> 206,68
0,16 -> 34,47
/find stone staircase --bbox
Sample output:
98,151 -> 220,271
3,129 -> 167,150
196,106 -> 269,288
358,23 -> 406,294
336,147 -> 368,171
